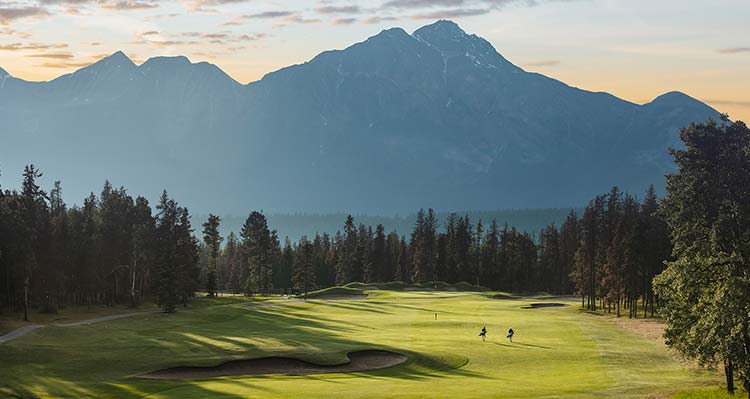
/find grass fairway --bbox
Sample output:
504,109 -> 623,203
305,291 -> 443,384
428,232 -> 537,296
0,291 -> 721,398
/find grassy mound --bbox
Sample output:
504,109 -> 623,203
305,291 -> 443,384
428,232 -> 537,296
303,286 -> 367,299
452,281 -> 490,292
343,282 -> 379,290
330,281 -> 490,293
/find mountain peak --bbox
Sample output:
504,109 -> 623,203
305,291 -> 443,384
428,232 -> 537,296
413,20 -> 468,45
412,19 -> 518,71
83,51 -> 136,73
365,27 -> 412,45
140,55 -> 192,70
648,91 -> 712,108
414,20 -> 465,38
0,66 -> 8,77
650,91 -> 693,104
110,50 -> 130,61
104,51 -> 134,66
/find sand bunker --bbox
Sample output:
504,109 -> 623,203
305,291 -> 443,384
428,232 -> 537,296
522,303 -> 568,309
139,350 -> 408,380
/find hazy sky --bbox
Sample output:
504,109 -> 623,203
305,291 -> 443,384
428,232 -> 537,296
1,0 -> 748,120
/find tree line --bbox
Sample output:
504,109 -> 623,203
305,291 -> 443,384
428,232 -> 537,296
570,185 -> 671,317
1,164 -> 670,317
205,208 -> 579,247
203,187 -> 670,310
0,169 -> 200,316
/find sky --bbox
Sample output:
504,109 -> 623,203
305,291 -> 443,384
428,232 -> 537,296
1,0 -> 748,121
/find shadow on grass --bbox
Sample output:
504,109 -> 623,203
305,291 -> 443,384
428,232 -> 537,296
366,301 -> 458,315
2,293 -> 489,398
493,342 -> 552,350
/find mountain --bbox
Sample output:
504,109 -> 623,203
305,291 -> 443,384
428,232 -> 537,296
0,20 -> 719,214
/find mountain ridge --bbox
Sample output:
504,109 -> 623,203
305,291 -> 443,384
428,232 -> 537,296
0,21 -> 705,106
0,20 -> 720,214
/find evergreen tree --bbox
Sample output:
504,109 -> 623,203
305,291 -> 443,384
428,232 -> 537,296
354,224 -> 372,282
130,196 -> 155,306
538,224 -> 560,293
479,220 -> 500,288
655,117 -> 750,395
517,231 -> 538,291
202,214 -> 222,297
292,236 -> 316,298
384,231 -> 401,283
602,194 -> 637,316
335,215 -> 357,285
472,219 -> 483,285
558,211 -> 580,295
317,233 -> 336,287
46,181 -> 68,311
396,235 -> 411,283
371,225 -> 387,282
573,197 -> 604,310
154,191 -> 178,313
455,215 -> 473,284
495,224 -> 511,290
411,209 -> 438,283
275,237 -> 294,290
640,185 -> 670,317
20,165 -> 48,320
443,213 -> 459,282
224,232 -> 244,294
175,207 -> 200,306
241,211 -> 274,294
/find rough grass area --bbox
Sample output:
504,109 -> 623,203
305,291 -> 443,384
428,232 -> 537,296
0,302 -> 161,335
0,292 -> 723,398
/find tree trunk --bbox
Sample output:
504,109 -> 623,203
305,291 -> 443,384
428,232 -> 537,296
650,294 -> 656,317
724,359 -> 735,394
23,276 -> 29,322
130,263 -> 137,307
616,294 -> 620,317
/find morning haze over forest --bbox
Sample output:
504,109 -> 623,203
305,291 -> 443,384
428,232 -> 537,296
2,1 -> 750,398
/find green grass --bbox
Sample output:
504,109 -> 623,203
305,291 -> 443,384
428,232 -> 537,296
675,387 -> 746,399
0,291 -> 723,398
